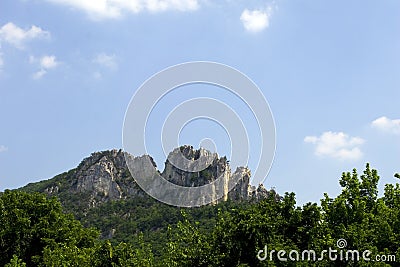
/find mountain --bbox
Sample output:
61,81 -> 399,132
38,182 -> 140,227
21,145 -> 271,208
19,146 -> 275,245
5,153 -> 399,266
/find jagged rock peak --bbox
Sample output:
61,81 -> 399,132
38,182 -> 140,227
176,145 -> 217,161
23,147 -> 276,209
162,145 -> 229,188
77,149 -> 127,172
73,147 -> 273,203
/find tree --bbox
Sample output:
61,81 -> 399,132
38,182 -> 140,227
319,164 -> 399,266
164,164 -> 400,266
0,190 -> 98,266
5,255 -> 26,267
3,163 -> 400,266
163,212 -> 215,267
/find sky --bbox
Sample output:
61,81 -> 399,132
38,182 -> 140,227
0,0 -> 399,205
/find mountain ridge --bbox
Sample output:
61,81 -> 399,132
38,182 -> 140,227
19,146 -> 277,241
20,146 -> 273,209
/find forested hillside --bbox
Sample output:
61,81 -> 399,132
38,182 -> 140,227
18,148 -> 273,249
2,153 -> 399,266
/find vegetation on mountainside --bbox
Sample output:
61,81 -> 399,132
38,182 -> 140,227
1,164 -> 400,266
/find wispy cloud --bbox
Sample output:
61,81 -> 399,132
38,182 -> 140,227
31,55 -> 60,79
0,145 -> 8,152
33,69 -> 47,80
45,0 -> 200,20
371,116 -> 400,135
0,22 -> 50,49
93,53 -> 117,70
240,7 -> 272,33
304,131 -> 365,161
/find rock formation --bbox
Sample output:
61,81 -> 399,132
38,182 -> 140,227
22,146 -> 273,209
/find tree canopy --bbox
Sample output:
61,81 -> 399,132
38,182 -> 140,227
1,164 -> 399,266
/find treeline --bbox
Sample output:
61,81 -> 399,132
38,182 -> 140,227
1,164 -> 399,266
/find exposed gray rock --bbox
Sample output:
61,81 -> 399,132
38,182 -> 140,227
53,149 -> 145,208
44,185 -> 59,195
162,146 -> 229,188
75,155 -> 123,199
228,167 -> 252,201
36,146 -> 274,208
161,145 -> 272,203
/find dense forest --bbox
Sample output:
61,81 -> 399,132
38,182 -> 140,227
1,164 -> 399,266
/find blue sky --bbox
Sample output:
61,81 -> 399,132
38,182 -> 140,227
0,0 -> 399,205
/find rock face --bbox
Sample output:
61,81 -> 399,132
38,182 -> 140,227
68,149 -> 148,207
162,146 -> 224,187
23,146 -> 272,209
74,153 -> 124,199
161,146 -> 271,203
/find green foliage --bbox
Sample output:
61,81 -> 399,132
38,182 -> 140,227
163,164 -> 400,266
164,212 -> 215,266
200,169 -> 212,180
41,244 -> 94,266
4,163 -> 400,266
41,236 -> 154,267
5,255 -> 26,267
0,190 -> 99,266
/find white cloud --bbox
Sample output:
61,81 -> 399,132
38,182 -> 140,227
240,8 -> 271,33
32,55 -> 60,79
304,131 -> 365,161
0,145 -> 8,152
144,0 -> 199,12
40,55 -> 59,69
93,53 -> 117,70
0,22 -> 50,49
371,116 -> 400,135
46,0 -> 200,19
33,69 -> 47,79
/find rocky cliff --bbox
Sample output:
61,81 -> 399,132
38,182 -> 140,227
162,146 -> 271,202
21,146 -> 272,211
